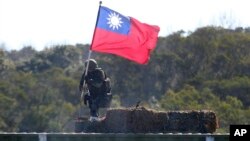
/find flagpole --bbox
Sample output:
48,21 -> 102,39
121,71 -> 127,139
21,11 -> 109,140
80,0 -> 102,97
90,1 -> 102,50
79,1 -> 102,116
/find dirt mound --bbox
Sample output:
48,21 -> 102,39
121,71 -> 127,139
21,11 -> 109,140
75,107 -> 218,133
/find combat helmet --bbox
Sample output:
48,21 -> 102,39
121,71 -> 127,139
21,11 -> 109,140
85,59 -> 98,71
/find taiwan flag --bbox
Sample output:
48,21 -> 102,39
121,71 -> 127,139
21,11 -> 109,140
91,6 -> 160,64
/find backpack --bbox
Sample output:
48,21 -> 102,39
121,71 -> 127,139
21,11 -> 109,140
98,69 -> 112,108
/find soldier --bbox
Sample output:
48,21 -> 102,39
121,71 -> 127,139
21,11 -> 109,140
79,59 -> 112,121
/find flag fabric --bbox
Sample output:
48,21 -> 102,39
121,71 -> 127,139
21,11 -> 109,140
91,6 -> 160,64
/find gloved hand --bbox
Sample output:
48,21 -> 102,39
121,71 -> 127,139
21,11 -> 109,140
79,84 -> 88,92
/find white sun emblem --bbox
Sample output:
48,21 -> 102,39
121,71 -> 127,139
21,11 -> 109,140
107,12 -> 123,30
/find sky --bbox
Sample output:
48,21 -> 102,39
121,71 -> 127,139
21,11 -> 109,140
0,0 -> 250,51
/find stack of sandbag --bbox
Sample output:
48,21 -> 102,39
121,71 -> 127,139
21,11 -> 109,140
75,107 -> 218,133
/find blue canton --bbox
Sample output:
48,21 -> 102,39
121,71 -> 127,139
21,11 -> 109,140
97,6 -> 131,35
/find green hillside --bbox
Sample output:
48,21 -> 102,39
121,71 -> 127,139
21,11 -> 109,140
1,26 -> 250,132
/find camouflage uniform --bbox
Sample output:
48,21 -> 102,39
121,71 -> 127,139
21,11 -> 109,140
79,59 -> 111,117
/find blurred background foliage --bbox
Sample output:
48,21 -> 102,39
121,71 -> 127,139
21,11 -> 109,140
1,26 -> 250,132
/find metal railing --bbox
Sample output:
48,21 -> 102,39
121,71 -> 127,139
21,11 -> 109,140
0,132 -> 229,141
